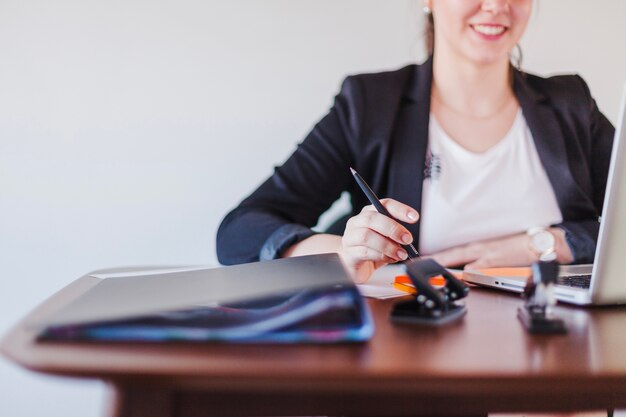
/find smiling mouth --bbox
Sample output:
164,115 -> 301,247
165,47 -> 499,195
471,24 -> 508,36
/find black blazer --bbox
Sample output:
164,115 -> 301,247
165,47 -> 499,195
217,58 -> 615,265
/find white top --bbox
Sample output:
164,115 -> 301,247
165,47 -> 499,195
418,110 -> 563,255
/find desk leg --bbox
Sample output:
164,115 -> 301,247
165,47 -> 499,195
105,383 -> 174,417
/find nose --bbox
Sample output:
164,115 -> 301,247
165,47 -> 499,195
482,0 -> 510,13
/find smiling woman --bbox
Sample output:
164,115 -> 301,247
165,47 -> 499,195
217,0 -> 614,285
2,2 -> 626,417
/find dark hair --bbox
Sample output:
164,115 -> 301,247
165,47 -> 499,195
425,11 -> 435,55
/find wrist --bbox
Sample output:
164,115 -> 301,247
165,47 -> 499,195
527,227 -> 557,262
525,227 -> 574,264
550,227 -> 574,264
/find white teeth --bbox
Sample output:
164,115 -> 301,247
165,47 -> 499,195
473,24 -> 506,36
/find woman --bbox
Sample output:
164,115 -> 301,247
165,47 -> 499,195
217,0 -> 614,284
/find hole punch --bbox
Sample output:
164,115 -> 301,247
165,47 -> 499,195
390,259 -> 470,326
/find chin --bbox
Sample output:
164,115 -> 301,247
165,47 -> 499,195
464,48 -> 512,68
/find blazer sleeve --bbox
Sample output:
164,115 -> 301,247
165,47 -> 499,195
216,77 -> 365,265
556,75 -> 615,264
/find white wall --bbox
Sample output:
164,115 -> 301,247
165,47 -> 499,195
1,1 -> 625,416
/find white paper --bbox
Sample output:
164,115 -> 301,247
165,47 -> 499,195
357,264 -> 408,299
357,264 -> 464,299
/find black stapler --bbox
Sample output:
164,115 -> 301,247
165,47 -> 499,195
390,258 -> 470,326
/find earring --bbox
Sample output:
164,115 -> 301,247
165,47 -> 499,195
510,44 -> 523,71
423,5 -> 431,14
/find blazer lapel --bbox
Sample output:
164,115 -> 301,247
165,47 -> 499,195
514,71 -> 581,215
386,58 -> 433,242
385,63 -> 583,244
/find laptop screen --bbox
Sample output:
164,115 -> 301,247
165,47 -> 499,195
590,86 -> 626,304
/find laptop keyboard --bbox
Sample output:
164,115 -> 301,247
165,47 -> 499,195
557,274 -> 592,289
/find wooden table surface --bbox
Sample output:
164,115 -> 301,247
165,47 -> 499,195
3,273 -> 626,417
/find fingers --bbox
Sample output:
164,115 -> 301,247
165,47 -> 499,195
464,258 -> 494,271
353,207 -> 414,248
378,198 -> 420,224
342,218 -> 409,263
432,233 -> 535,270
340,199 -> 419,279
431,244 -> 483,268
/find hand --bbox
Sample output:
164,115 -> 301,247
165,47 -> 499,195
340,199 -> 419,283
429,228 -> 574,270
429,233 -> 535,271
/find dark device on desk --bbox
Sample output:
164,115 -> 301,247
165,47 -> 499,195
518,261 -> 567,334
35,254 -> 374,344
390,259 -> 469,326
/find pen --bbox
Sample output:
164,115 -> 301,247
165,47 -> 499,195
349,167 -> 420,259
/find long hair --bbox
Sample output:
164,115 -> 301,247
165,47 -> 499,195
425,11 -> 435,55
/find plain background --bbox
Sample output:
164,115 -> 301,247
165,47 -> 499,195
2,1 -> 626,416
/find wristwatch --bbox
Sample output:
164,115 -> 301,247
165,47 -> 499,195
527,227 -> 557,262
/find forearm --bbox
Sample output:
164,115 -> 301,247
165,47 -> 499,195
217,206 -> 317,265
282,233 -> 378,284
216,210 -> 285,265
282,234 -> 342,258
555,220 -> 600,264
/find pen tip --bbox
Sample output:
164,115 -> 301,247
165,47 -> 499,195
349,167 -> 356,175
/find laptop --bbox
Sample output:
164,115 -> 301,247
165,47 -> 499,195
464,86 -> 626,306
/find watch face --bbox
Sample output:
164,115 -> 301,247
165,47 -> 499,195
531,230 -> 556,253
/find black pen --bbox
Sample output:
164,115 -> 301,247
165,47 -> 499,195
349,167 -> 420,259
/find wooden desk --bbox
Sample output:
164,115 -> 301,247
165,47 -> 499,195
3,272 -> 626,417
